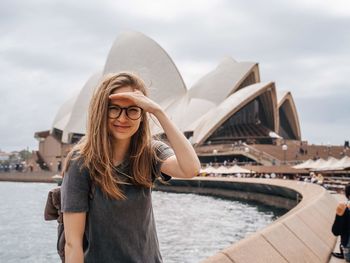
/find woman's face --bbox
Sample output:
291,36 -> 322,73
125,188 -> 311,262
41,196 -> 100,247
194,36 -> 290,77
108,86 -> 142,143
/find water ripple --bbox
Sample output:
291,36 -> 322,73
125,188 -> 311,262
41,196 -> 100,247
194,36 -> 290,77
153,191 -> 285,262
0,182 -> 285,263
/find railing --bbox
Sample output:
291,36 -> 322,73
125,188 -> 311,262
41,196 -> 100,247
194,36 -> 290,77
196,143 -> 282,165
241,143 -> 280,165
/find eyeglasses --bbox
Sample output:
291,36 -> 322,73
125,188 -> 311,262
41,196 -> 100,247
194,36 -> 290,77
108,105 -> 143,120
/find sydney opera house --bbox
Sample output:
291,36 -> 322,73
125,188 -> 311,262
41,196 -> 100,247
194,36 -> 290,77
34,31 -> 347,172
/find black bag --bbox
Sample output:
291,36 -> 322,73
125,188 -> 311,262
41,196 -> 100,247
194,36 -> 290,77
44,184 -> 94,262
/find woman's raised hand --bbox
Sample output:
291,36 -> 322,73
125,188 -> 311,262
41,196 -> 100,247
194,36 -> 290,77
109,90 -> 161,114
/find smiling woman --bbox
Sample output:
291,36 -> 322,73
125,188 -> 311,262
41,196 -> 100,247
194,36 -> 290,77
108,86 -> 144,142
60,72 -> 201,263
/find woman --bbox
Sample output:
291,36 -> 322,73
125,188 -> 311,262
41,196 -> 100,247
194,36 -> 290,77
61,72 -> 201,263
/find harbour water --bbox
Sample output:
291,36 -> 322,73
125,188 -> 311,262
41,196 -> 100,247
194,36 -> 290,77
0,182 -> 286,263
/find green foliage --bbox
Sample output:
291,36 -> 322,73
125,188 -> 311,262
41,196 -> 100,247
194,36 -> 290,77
18,149 -> 32,161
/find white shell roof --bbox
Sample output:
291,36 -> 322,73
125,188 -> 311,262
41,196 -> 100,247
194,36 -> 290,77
149,94 -> 190,135
192,82 -> 277,145
50,31 -> 301,146
103,31 -> 187,109
188,57 -> 258,104
182,98 -> 216,132
277,90 -> 301,140
161,95 -> 216,133
153,57 -> 259,133
277,90 -> 289,104
54,31 -> 188,143
52,95 -> 77,132
53,72 -> 102,143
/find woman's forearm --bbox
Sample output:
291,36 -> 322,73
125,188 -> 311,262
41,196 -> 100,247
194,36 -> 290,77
153,108 -> 200,177
65,243 -> 84,263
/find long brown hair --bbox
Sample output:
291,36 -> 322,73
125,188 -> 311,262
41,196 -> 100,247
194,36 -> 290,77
64,72 -> 159,200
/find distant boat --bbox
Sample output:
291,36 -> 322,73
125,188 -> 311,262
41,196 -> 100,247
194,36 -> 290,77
52,174 -> 63,186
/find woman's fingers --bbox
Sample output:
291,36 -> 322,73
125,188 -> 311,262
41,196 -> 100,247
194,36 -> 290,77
109,91 -> 143,100
109,92 -> 142,105
109,91 -> 159,113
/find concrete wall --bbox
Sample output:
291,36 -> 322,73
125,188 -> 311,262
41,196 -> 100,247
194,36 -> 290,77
156,178 -> 300,210
39,135 -> 61,171
0,171 -> 55,183
156,177 -> 338,263
38,135 -> 72,172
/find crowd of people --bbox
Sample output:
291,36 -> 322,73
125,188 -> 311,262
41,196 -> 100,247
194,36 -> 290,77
0,163 -> 27,172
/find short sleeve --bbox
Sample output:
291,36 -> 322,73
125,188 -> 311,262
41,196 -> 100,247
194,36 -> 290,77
61,158 -> 91,213
152,140 -> 175,182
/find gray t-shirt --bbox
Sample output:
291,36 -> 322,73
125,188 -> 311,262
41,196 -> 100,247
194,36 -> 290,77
61,140 -> 174,263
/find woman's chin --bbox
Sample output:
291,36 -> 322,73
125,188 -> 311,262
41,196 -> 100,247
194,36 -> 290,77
112,134 -> 131,141
110,130 -> 136,141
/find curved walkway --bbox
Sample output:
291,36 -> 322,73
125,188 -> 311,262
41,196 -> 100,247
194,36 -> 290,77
159,177 -> 338,263
0,173 -> 339,262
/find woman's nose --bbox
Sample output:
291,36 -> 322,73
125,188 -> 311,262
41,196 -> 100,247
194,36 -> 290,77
117,109 -> 128,121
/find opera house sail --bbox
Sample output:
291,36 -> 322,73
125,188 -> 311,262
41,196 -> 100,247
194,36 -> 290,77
34,31 -> 302,170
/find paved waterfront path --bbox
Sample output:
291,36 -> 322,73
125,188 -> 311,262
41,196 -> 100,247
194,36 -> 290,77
0,171 -> 56,183
162,177 -> 338,263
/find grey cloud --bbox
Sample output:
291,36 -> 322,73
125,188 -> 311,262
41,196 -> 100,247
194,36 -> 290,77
302,121 -> 349,146
296,93 -> 350,123
0,0 -> 349,150
150,0 -> 350,64
293,92 -> 350,144
2,48 -> 89,73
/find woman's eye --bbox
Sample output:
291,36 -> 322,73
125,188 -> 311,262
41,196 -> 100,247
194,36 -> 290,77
129,108 -> 139,113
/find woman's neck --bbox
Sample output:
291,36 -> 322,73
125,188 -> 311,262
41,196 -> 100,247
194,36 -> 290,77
112,139 -> 130,165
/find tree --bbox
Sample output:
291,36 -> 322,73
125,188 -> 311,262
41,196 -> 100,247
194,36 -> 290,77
19,149 -> 32,161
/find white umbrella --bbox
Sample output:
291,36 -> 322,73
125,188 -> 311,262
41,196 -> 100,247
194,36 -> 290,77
315,157 -> 339,171
309,159 -> 327,170
293,159 -> 315,169
201,166 -> 217,174
215,165 -> 231,174
227,165 -> 252,174
330,156 -> 350,170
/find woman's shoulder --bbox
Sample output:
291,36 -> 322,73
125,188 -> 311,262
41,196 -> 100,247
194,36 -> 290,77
151,139 -> 174,160
151,139 -> 165,147
151,139 -> 171,150
64,155 -> 90,180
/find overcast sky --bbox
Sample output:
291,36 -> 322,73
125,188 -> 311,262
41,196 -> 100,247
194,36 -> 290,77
1,0 -> 349,152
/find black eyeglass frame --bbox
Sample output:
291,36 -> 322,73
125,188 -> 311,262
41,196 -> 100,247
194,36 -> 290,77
108,105 -> 143,120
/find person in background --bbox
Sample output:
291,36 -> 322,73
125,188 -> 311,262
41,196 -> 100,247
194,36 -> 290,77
57,161 -> 62,172
331,183 -> 350,260
310,172 -> 317,183
316,173 -> 324,185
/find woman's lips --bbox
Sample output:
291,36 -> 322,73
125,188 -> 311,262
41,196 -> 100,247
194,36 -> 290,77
113,124 -> 131,132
